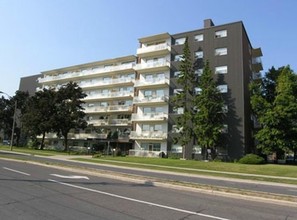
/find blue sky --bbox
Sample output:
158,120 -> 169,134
0,0 -> 296,96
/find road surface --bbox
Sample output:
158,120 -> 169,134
0,159 -> 296,220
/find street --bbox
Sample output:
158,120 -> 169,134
0,159 -> 296,220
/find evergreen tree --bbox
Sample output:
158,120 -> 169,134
193,61 -> 224,160
171,37 -> 196,158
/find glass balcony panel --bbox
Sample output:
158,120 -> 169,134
129,131 -> 167,139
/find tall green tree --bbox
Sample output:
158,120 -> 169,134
53,82 -> 87,152
22,89 -> 57,149
193,61 -> 224,160
171,37 -> 196,158
0,91 -> 29,145
252,66 -> 297,158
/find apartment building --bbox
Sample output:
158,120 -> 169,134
36,56 -> 137,152
20,19 -> 262,159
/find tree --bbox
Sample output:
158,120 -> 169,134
0,96 -> 11,140
171,37 -> 196,158
252,66 -> 297,159
53,82 -> 87,152
22,89 -> 57,149
0,91 -> 29,145
193,61 -> 224,160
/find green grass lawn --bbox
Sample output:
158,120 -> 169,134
1,146 -> 297,184
74,156 -> 297,183
0,145 -> 68,156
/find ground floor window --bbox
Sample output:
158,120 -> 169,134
141,143 -> 161,151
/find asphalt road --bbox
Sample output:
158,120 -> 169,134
1,151 -> 297,198
1,159 -> 296,220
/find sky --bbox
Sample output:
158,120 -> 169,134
0,0 -> 296,97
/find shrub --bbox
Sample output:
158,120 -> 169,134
238,154 -> 265,164
92,153 -> 102,158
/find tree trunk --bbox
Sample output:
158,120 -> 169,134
40,131 -> 45,150
63,133 -> 68,152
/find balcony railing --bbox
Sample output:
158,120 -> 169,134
129,149 -> 162,157
134,77 -> 169,87
130,131 -> 167,140
84,106 -> 108,113
79,78 -> 134,89
87,118 -> 131,126
133,95 -> 168,104
38,63 -> 135,83
108,105 -> 133,112
84,91 -> 133,101
40,132 -> 107,139
137,43 -> 171,55
131,112 -> 168,121
252,72 -> 262,80
134,60 -> 170,71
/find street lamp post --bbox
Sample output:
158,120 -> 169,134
0,91 -> 17,151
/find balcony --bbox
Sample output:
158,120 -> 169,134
134,60 -> 170,73
88,119 -> 131,126
84,106 -> 108,113
79,78 -> 134,89
251,48 -> 263,73
130,131 -> 167,140
108,105 -> 133,112
70,133 -> 108,139
131,112 -> 168,121
84,105 -> 133,114
40,132 -> 107,139
133,95 -> 169,105
252,72 -> 262,80
84,91 -> 133,101
129,149 -> 162,158
38,63 -> 135,84
137,43 -> 171,57
134,77 -> 169,88
252,57 -> 263,73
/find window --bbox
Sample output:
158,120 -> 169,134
222,105 -> 228,113
174,54 -> 183,61
144,90 -> 152,97
172,125 -> 182,133
142,124 -> 150,131
156,89 -> 164,97
141,143 -> 161,151
215,66 -> 228,74
175,37 -> 186,45
174,71 -> 181,77
195,51 -> 203,59
215,48 -> 227,56
155,107 -> 163,113
217,85 -> 228,93
174,88 -> 183,95
154,124 -> 162,131
221,124 -> 228,133
194,87 -> 202,95
145,74 -> 153,81
173,107 -> 184,114
215,30 -> 227,38
194,69 -> 203,76
143,107 -> 151,114
194,34 -> 203,42
152,143 -> 161,151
